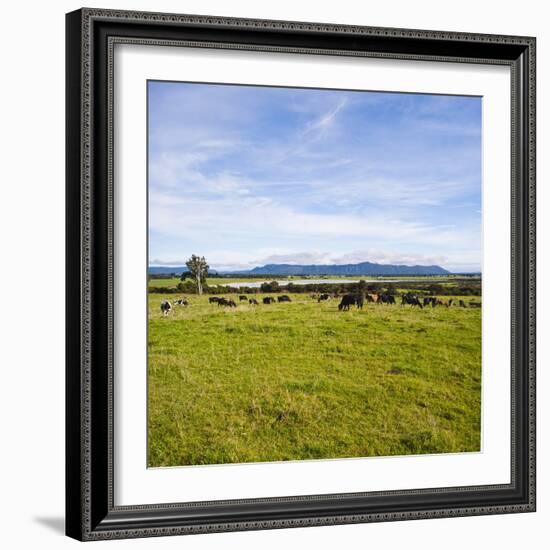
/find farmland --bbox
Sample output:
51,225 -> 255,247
148,290 -> 482,467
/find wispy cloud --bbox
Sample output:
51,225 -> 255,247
302,97 -> 348,138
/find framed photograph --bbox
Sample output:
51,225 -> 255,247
66,8 -> 536,541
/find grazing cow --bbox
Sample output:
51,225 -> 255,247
318,293 -> 331,302
174,299 -> 188,306
217,298 -> 236,307
447,299 -> 454,308
209,297 -> 220,304
239,295 -> 248,302
367,293 -> 379,303
249,298 -> 259,305
459,300 -> 467,308
338,293 -> 364,311
469,302 -> 482,308
401,293 -> 423,308
263,297 -> 276,304
423,297 -> 444,307
278,295 -> 292,303
160,301 -> 172,316
379,294 -> 395,305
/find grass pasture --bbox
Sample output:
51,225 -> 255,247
148,293 -> 481,467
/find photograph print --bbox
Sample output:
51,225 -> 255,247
147,80 -> 482,468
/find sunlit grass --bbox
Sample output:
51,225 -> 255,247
148,293 -> 481,467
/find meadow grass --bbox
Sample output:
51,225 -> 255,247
148,293 -> 481,467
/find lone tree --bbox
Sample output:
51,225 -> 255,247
185,255 -> 209,295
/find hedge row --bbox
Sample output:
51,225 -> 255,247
148,280 -> 481,296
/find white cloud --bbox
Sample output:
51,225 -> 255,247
331,249 -> 448,266
150,192 -> 449,241
258,251 -> 333,265
302,98 -> 348,138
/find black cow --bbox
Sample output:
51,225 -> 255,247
239,295 -> 248,302
263,297 -> 276,304
209,297 -> 220,304
278,295 -> 292,303
459,300 -> 467,308
217,298 -> 236,308
318,293 -> 331,302
423,297 -> 435,307
379,294 -> 395,305
160,301 -> 172,316
249,298 -> 259,305
401,294 -> 423,308
338,293 -> 364,311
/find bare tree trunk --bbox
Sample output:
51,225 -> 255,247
196,273 -> 202,295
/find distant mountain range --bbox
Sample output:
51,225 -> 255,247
149,261 -> 451,276
235,261 -> 450,276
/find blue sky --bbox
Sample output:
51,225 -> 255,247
148,81 -> 482,273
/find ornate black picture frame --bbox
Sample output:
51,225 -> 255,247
66,8 -> 536,541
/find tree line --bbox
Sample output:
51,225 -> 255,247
149,279 -> 481,297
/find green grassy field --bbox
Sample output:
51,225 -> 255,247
148,293 -> 481,467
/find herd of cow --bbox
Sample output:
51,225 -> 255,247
333,293 -> 466,311
159,292 -> 479,316
207,295 -> 292,307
